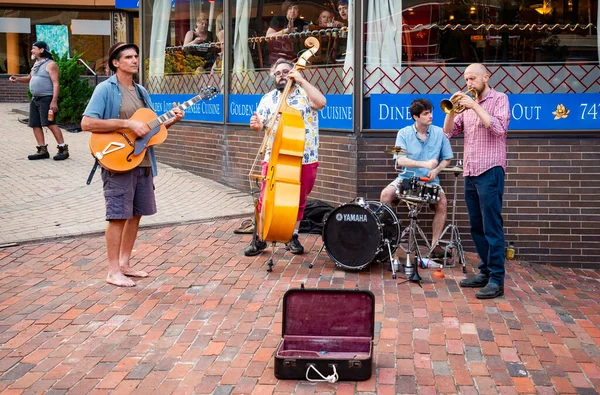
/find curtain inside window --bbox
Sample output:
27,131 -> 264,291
233,0 -> 254,72
208,1 -> 215,33
366,0 -> 402,94
190,1 -> 203,30
149,0 -> 172,76
343,0 -> 354,94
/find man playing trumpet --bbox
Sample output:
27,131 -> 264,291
380,98 -> 453,258
443,63 -> 510,299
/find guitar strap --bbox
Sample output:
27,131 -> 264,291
86,159 -> 100,185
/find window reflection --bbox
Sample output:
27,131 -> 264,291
145,0 -> 223,77
0,9 -> 111,75
229,0 -> 354,95
400,0 -> 598,64
234,0 -> 351,70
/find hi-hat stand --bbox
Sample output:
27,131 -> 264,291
427,165 -> 467,273
398,200 -> 431,268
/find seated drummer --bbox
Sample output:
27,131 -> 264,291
380,98 -> 454,258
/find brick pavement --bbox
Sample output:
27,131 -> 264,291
1,217 -> 600,394
0,103 -> 254,246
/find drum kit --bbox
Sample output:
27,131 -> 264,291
309,147 -> 467,279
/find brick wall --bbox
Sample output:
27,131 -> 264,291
157,124 -> 359,204
0,77 -> 29,103
156,124 -> 600,269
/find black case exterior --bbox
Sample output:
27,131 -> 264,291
274,288 -> 375,381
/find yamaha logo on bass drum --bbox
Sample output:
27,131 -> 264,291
336,213 -> 368,222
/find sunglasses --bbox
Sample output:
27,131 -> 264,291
274,69 -> 291,77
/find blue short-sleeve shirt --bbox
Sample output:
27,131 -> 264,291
83,75 -> 159,176
394,124 -> 454,184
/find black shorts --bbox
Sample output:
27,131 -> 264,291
29,96 -> 56,128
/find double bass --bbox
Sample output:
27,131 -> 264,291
248,37 -> 320,271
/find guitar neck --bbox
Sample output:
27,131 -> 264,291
147,94 -> 204,129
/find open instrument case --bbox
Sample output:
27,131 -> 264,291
274,287 -> 375,381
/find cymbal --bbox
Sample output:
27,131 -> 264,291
384,147 -> 411,156
441,166 -> 464,174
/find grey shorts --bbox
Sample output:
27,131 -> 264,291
29,96 -> 56,128
101,167 -> 157,220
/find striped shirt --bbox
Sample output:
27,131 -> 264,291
445,87 -> 510,177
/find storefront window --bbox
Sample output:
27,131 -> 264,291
363,0 -> 599,131
0,9 -> 111,75
142,0 -> 225,122
228,0 -> 354,130
402,0 -> 598,64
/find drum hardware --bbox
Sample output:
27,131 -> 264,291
391,254 -> 401,274
427,163 -> 467,273
408,255 -> 423,283
398,201 -> 431,274
386,240 -> 399,280
384,147 -> 411,156
403,255 -> 414,277
440,88 -> 479,114
309,198 -> 401,278
266,242 -> 277,272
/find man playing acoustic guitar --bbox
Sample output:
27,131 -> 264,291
81,42 -> 184,287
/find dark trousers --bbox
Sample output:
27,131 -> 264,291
464,166 -> 506,286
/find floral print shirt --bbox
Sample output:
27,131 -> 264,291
256,86 -> 319,164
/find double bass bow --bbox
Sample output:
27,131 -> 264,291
248,37 -> 320,270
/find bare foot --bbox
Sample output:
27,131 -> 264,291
121,268 -> 149,278
107,272 -> 136,287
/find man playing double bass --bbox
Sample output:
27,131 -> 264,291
244,58 -> 326,256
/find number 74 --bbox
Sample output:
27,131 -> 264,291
580,103 -> 599,120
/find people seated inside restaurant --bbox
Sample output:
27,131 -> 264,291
316,8 -> 344,28
266,1 -> 307,65
215,12 -> 224,44
336,0 -> 348,26
184,13 -> 215,47
266,0 -> 307,37
183,12 -> 217,72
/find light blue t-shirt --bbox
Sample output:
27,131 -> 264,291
394,124 -> 454,184
83,74 -> 159,176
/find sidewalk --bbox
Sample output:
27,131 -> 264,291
2,220 -> 600,394
0,103 -> 254,246
2,104 -> 600,394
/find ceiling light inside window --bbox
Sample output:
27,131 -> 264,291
534,0 -> 553,14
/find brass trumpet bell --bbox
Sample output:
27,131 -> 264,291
440,88 -> 479,114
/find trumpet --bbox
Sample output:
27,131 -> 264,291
440,88 -> 478,114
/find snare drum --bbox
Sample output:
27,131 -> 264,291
398,177 -> 441,205
322,199 -> 401,270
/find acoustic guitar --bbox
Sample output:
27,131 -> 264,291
89,86 -> 219,173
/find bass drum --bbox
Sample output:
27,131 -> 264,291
322,199 -> 401,270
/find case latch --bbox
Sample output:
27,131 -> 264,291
284,359 -> 296,367
349,360 -> 362,368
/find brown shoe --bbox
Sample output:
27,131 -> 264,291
53,144 -> 69,160
234,219 -> 254,234
28,145 -> 49,160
